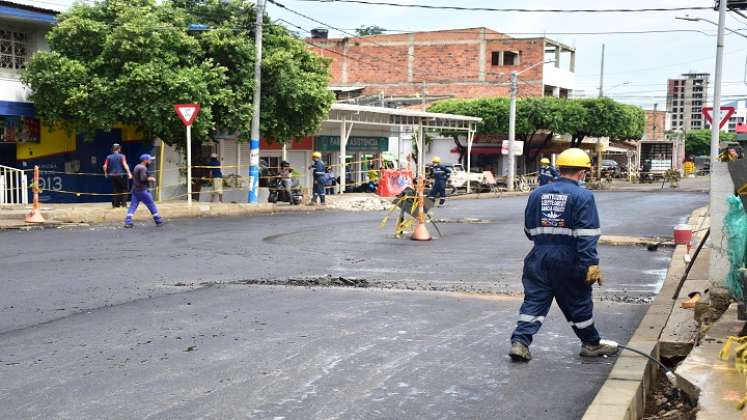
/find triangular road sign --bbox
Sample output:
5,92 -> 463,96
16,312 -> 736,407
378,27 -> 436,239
175,103 -> 201,126
702,106 -> 735,129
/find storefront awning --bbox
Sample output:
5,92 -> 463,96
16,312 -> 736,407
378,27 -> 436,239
0,101 -> 35,117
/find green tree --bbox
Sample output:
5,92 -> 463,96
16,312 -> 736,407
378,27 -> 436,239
684,129 -> 735,156
22,0 -> 335,148
569,98 -> 646,146
355,25 -> 386,36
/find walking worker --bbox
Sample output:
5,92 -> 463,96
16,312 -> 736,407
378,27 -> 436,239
509,148 -> 617,362
124,154 -> 163,228
537,157 -> 559,186
309,151 -> 326,205
208,153 -> 223,203
103,143 -> 132,208
428,156 -> 451,206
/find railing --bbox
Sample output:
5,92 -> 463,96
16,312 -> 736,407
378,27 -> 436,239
0,165 -> 28,206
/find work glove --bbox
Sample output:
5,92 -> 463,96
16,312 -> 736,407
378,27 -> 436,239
586,265 -> 603,286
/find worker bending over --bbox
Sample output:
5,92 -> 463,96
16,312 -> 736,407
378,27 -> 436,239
428,156 -> 451,206
509,148 -> 617,362
538,157 -> 559,186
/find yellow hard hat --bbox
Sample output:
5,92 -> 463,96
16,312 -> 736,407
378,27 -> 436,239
312,151 -> 322,159
556,148 -> 591,169
540,158 -> 550,165
432,156 -> 441,163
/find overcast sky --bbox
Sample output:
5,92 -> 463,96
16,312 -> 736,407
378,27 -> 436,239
23,0 -> 747,109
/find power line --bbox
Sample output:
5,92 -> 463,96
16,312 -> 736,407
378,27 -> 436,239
341,28 -> 718,37
289,0 -> 713,14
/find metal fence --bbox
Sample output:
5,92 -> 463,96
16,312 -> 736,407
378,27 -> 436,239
0,165 -> 28,206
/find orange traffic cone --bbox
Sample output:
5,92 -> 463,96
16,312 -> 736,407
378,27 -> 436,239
411,178 -> 431,241
25,165 -> 45,224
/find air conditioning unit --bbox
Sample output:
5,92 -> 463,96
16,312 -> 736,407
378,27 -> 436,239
714,0 -> 747,10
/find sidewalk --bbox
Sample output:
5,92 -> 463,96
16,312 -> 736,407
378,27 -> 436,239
0,194 -> 393,229
607,175 -> 710,193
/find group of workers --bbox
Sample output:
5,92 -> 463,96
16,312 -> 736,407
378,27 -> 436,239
108,144 -> 616,360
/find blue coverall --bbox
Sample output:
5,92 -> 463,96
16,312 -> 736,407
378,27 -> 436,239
310,159 -> 326,204
538,165 -> 559,186
124,163 -> 162,226
510,177 -> 602,347
428,164 -> 451,205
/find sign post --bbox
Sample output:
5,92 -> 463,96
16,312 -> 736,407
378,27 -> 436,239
175,103 -> 201,206
702,106 -> 735,130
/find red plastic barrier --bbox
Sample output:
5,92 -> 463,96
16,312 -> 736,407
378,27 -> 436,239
377,169 -> 413,197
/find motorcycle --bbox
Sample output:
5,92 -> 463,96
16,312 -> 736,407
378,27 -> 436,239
268,177 -> 304,205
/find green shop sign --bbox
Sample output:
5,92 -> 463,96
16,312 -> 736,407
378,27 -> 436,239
315,135 -> 389,152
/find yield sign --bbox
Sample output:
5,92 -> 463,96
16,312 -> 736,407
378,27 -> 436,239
175,103 -> 201,126
702,106 -> 735,129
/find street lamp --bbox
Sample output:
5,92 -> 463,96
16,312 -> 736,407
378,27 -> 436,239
675,15 -> 747,40
507,59 -> 555,192
603,81 -> 631,95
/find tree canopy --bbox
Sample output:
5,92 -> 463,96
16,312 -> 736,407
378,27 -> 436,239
429,96 -> 646,161
22,0 -> 335,147
429,96 -> 645,164
354,25 -> 386,36
684,129 -> 735,156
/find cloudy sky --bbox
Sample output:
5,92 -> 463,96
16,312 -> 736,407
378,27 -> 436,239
23,0 -> 747,108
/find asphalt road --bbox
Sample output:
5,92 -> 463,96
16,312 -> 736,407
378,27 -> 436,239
0,191 -> 707,419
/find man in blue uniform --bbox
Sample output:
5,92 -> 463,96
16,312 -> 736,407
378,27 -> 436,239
208,153 -> 223,203
537,157 -> 559,186
428,156 -> 451,206
124,154 -> 163,228
509,148 -> 617,362
103,143 -> 132,208
309,151 -> 326,205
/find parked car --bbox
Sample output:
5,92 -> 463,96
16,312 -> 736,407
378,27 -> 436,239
600,159 -> 621,178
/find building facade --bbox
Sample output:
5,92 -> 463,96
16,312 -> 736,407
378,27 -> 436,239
644,108 -> 666,140
666,72 -> 710,133
307,28 -> 576,107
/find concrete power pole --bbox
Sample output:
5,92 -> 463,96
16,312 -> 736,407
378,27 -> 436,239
598,44 -> 605,98
652,103 -> 658,140
507,71 -> 518,192
248,0 -> 265,203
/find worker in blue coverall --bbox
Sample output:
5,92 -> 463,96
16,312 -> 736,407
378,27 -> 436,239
509,148 -> 617,362
309,151 -> 326,205
537,157 -> 559,186
124,154 -> 163,228
428,156 -> 451,206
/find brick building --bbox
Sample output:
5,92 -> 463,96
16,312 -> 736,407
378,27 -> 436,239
644,108 -> 666,140
307,28 -> 576,107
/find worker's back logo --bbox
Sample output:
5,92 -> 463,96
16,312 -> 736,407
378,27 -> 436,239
540,193 -> 568,227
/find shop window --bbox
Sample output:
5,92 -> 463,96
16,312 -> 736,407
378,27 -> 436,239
0,30 -> 29,70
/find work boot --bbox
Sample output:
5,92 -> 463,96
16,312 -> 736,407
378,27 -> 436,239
580,340 -> 619,357
509,341 -> 532,362
123,224 -> 133,229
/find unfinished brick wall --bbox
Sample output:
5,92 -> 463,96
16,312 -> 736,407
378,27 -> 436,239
645,110 -> 666,140
308,28 -> 548,100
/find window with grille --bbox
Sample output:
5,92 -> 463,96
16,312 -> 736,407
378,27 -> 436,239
0,30 -> 29,70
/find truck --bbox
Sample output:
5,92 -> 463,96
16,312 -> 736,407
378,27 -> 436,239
636,140 -> 685,179
447,164 -> 497,193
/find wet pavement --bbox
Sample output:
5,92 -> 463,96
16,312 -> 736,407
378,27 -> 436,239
0,191 -> 708,419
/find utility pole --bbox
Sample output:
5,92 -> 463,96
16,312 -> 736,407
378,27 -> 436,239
421,81 -> 427,110
598,44 -> 605,98
507,71 -> 518,192
248,0 -> 265,203
711,1 -> 727,160
652,103 -> 658,140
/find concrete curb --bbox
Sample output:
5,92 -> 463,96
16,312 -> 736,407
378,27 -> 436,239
582,206 -> 710,420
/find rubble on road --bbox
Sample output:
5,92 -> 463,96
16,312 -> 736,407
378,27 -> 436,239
326,194 -> 394,212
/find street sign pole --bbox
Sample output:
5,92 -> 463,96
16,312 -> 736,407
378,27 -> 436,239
248,0 -> 265,204
186,124 -> 192,207
175,104 -> 201,207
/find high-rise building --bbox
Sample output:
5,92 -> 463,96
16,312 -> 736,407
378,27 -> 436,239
666,72 -> 710,133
